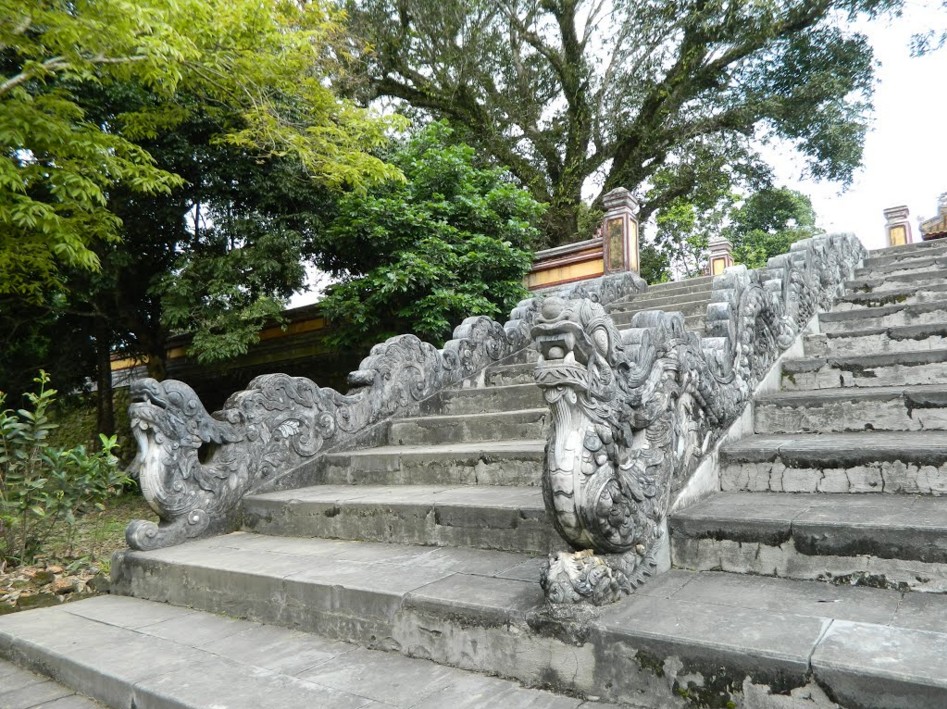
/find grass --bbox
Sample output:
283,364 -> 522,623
1,494 -> 155,613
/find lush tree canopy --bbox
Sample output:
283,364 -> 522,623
0,0 -> 399,300
727,187 -> 819,268
314,123 -> 543,349
348,0 -> 901,245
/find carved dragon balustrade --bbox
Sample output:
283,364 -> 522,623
125,272 -> 646,551
530,234 -> 865,605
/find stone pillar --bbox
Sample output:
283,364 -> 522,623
707,238 -> 734,276
601,188 -> 640,274
883,205 -> 913,247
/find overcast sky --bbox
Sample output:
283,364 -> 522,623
777,2 -> 946,250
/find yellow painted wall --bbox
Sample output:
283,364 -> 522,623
526,258 -> 605,289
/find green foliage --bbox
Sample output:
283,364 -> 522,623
316,123 -> 543,349
349,0 -> 901,245
1,0 -> 400,301
727,188 -> 819,268
639,244 -> 671,285
0,372 -> 129,567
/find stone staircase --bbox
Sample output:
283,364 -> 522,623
3,243 -> 947,707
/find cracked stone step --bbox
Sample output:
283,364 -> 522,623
754,384 -> 947,434
780,349 -> 947,390
832,282 -> 947,311
803,322 -> 947,358
719,431 -> 947,495
670,491 -> 947,592
100,543 -> 947,708
818,300 -> 947,334
311,440 -> 545,487
388,408 -> 549,446
846,267 -> 947,293
419,383 -> 544,416
241,483 -> 557,553
0,595 -> 590,709
606,289 -> 713,314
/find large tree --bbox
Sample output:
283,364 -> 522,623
726,187 -> 819,268
348,0 -> 900,245
314,122 -> 542,350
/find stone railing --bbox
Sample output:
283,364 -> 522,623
125,272 -> 646,551
530,233 -> 865,605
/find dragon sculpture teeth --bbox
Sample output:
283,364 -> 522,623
530,234 -> 865,606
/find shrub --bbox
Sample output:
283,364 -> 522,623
0,372 -> 129,567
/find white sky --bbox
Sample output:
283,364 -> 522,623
776,2 -> 947,250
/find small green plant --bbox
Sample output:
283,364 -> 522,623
0,371 -> 129,567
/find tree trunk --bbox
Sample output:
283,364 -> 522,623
93,316 -> 114,443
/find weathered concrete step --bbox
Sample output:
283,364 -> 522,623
671,492 -> 947,591
854,252 -> 947,280
0,657 -> 104,708
609,299 -> 709,327
834,282 -> 947,311
314,440 -> 544,487
0,595 -> 588,709
804,322 -> 947,358
869,238 -> 947,258
107,541 -> 947,708
485,361 -> 535,386
755,384 -> 947,434
781,348 -> 947,390
419,383 -> 543,415
846,266 -> 947,293
241,483 -> 557,553
389,408 -> 548,445
818,299 -> 947,334
720,431 -> 947,495
606,289 -> 713,314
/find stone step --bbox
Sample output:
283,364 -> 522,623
606,289 -> 713,314
818,299 -> 947,334
103,539 -> 947,708
754,384 -> 947,434
388,408 -> 548,446
240,484 -> 557,553
671,491 -> 947,592
0,595 -> 587,709
868,238 -> 947,259
781,349 -> 947,390
719,431 -> 947,495
0,658 -> 104,708
419,383 -> 544,416
846,267 -> 947,293
608,299 -> 709,327
833,282 -> 947,311
804,322 -> 947,358
854,251 -> 947,280
313,440 -> 545,487
605,277 -> 714,311
484,361 -> 536,387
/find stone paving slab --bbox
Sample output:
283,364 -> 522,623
671,492 -> 947,563
0,596 -> 599,709
818,299 -> 947,333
